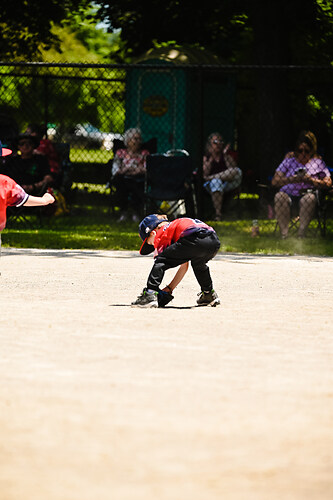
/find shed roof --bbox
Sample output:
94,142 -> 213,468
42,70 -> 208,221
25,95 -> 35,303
135,45 -> 222,65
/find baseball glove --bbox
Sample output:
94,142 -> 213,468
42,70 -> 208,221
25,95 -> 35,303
157,289 -> 174,307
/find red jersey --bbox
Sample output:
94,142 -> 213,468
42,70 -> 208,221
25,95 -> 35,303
153,218 -> 214,256
0,174 -> 28,231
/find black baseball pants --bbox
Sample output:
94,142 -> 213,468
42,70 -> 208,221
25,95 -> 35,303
146,229 -> 221,292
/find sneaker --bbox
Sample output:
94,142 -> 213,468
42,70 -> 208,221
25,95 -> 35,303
131,288 -> 158,308
196,289 -> 220,307
132,214 -> 139,223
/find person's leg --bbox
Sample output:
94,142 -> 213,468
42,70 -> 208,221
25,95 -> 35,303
274,191 -> 291,238
190,232 -> 221,291
190,232 -> 221,306
298,192 -> 316,237
132,250 -> 184,308
220,168 -> 242,190
206,178 -> 223,220
146,243 -> 190,291
217,167 -> 242,183
211,169 -> 242,220
211,191 -> 223,220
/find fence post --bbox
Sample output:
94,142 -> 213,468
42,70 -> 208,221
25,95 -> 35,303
43,76 -> 49,135
196,66 -> 204,219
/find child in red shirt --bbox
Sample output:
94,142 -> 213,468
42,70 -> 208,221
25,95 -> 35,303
132,214 -> 221,308
0,173 -> 55,232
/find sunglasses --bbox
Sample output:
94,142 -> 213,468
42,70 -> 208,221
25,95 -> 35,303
297,147 -> 311,154
212,139 -> 223,144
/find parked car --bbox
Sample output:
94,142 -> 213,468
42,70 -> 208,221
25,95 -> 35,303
49,123 -> 122,150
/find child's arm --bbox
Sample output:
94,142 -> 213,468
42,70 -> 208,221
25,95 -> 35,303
163,262 -> 189,293
24,192 -> 55,207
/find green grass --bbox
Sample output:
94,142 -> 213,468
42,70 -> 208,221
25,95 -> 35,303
213,219 -> 333,256
2,206 -> 138,251
70,148 -> 112,164
2,203 -> 333,257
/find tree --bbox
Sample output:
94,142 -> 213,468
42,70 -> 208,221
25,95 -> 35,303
96,0 -> 333,64
0,0 -> 91,60
97,0 -> 333,178
39,14 -> 126,63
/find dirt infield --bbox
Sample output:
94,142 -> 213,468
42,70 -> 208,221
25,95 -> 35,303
0,247 -> 333,500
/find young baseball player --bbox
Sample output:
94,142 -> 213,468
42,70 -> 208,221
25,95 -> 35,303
131,214 -> 221,308
0,173 -> 55,233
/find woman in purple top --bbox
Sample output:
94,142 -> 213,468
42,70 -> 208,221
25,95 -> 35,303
272,131 -> 332,238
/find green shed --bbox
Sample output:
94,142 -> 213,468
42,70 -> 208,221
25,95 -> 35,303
125,45 -> 236,162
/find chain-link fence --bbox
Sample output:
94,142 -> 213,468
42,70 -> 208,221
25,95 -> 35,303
0,62 -> 332,235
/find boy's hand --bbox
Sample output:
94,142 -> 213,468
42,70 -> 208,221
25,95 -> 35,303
42,193 -> 55,205
157,289 -> 174,308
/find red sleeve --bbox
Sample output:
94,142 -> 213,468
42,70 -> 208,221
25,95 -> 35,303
0,175 -> 29,231
5,176 -> 29,207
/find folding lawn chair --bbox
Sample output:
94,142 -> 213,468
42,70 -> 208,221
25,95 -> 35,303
258,181 -> 329,237
144,149 -> 197,219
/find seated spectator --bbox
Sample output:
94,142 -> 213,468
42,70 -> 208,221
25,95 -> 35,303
202,132 -> 242,221
272,130 -> 332,238
25,123 -> 61,180
1,133 -> 54,195
112,128 -> 150,222
0,173 -> 55,233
